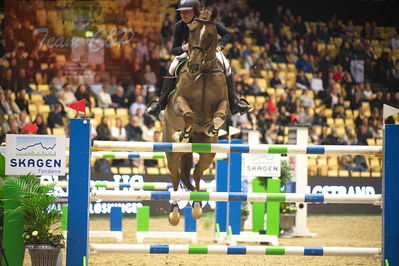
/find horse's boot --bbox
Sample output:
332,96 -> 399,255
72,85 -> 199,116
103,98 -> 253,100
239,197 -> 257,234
226,74 -> 252,115
147,77 -> 176,117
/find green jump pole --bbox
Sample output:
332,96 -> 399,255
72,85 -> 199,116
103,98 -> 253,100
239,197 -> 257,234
61,205 -> 68,231
137,206 -> 149,232
2,154 -> 25,266
266,178 -> 280,236
251,178 -> 266,232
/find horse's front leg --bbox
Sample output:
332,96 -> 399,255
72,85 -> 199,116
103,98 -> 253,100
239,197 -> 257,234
174,96 -> 194,143
166,152 -> 181,226
205,99 -> 228,137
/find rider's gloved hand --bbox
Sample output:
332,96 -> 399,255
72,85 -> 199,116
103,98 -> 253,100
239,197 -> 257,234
182,44 -> 189,51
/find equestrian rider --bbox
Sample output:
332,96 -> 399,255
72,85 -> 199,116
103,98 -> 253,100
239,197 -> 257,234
147,0 -> 251,117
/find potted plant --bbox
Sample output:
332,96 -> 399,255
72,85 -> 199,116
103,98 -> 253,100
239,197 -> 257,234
4,174 -> 64,266
240,202 -> 249,231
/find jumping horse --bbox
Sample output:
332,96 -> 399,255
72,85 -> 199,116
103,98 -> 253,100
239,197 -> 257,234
163,6 -> 229,225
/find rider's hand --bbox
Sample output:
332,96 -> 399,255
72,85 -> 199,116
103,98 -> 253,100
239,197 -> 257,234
182,44 -> 189,51
216,46 -> 223,52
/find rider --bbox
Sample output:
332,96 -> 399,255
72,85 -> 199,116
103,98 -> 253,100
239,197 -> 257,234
147,0 -> 251,117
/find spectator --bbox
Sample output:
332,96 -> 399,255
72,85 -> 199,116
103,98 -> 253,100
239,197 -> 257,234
318,26 -> 331,43
270,70 -> 286,89
298,107 -> 313,126
292,15 -> 307,36
390,33 -> 399,49
299,89 -> 314,108
311,71 -> 324,98
111,117 -> 127,141
97,64 -> 111,84
142,116 -> 156,142
125,116 -> 143,141
143,64 -> 157,86
1,69 -> 14,91
296,54 -> 313,73
360,83 -> 373,101
296,70 -> 311,90
83,63 -> 96,86
3,89 -> 20,115
60,84 -> 77,108
97,86 -> 113,108
15,89 -> 29,114
129,95 -> 146,116
247,78 -> 264,96
357,124 -> 373,145
14,69 -> 32,94
321,128 -> 343,145
18,111 -> 29,129
33,114 -> 47,135
313,109 -> 327,126
108,75 -> 119,95
89,75 -> 104,97
75,84 -> 92,108
48,103 -> 65,130
111,86 -> 127,108
370,91 -> 384,111
50,70 -> 66,97
228,41 -> 241,59
96,116 -> 111,141
64,54 -> 78,78
135,37 -> 149,63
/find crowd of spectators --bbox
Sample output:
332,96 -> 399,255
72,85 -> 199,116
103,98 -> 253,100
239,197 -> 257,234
0,0 -> 398,173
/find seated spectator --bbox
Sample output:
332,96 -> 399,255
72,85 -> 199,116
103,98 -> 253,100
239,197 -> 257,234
89,75 -> 104,97
313,109 -> 327,126
243,50 -> 257,72
264,123 -> 278,144
333,97 -> 346,118
340,155 -> 368,171
111,86 -> 127,108
97,86 -> 113,108
97,64 -> 111,84
75,84 -> 92,108
83,63 -> 96,86
318,26 -> 331,43
60,84 -> 77,108
125,116 -> 143,141
111,117 -> 127,141
299,89 -> 314,108
69,72 -> 85,93
270,70 -> 286,89
360,83 -> 373,101
309,127 -> 320,144
96,116 -> 111,141
15,89 -> 29,114
325,83 -> 341,108
311,71 -> 324,98
48,103 -> 65,130
129,95 -> 146,116
357,124 -> 373,145
370,91 -> 383,111
25,60 -> 37,84
142,116 -> 156,142
1,89 -> 20,115
296,54 -> 313,73
17,111 -> 29,129
1,69 -> 14,92
321,128 -> 343,145
50,70 -> 66,97
64,54 -> 79,78
143,64 -> 157,86
33,114 -> 47,135
108,75 -> 120,95
350,93 -> 362,110
248,78 -> 264,96
228,41 -> 241,59
276,105 -> 290,126
298,107 -> 313,126
390,33 -> 399,49
15,69 -> 33,94
295,70 -> 311,90
342,126 -> 357,145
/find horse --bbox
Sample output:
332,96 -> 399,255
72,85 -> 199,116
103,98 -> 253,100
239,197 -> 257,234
162,6 -> 229,226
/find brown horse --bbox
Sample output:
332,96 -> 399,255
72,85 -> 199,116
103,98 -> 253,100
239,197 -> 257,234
163,6 -> 229,225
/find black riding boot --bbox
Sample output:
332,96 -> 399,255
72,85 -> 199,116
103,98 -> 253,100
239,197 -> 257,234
147,77 -> 176,117
226,74 -> 252,115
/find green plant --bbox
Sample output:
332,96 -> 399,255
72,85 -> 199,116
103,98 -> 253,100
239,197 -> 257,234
241,202 -> 249,219
4,175 -> 64,247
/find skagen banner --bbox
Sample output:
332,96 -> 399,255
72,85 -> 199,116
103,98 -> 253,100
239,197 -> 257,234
6,134 -> 66,176
45,173 -> 382,215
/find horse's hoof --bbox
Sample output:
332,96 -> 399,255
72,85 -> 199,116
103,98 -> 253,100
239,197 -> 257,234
192,201 -> 202,220
169,207 -> 180,226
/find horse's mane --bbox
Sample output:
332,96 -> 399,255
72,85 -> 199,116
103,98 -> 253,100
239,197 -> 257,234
198,8 -> 212,21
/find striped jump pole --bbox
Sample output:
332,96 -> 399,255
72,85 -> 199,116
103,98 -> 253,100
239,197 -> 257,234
42,181 -> 216,190
90,151 -> 228,160
93,141 -> 383,155
91,191 -> 382,204
90,244 -> 381,256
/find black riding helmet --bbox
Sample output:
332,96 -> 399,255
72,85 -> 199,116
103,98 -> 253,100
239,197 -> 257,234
176,0 -> 200,11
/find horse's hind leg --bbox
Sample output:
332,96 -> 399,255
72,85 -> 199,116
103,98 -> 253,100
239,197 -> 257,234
205,100 -> 228,137
166,152 -> 181,226
174,96 -> 194,143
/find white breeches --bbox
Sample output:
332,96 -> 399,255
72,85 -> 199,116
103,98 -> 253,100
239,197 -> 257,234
169,51 -> 231,76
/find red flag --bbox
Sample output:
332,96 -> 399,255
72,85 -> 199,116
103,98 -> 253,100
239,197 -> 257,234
22,123 -> 38,134
68,99 -> 86,114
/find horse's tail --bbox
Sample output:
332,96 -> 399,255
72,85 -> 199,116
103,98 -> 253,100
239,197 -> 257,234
180,153 -> 195,191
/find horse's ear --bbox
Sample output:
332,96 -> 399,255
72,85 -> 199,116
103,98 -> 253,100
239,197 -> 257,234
193,3 -> 200,17
210,7 -> 218,21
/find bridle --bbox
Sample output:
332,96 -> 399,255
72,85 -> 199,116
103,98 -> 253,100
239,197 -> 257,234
186,17 -> 220,82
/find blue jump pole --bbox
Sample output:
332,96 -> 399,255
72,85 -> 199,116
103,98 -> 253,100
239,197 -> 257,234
383,124 -> 399,266
110,207 -> 122,232
216,140 -> 228,233
229,139 -> 242,235
66,119 -> 91,266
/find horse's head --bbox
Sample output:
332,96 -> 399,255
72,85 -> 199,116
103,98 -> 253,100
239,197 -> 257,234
187,5 -> 218,74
